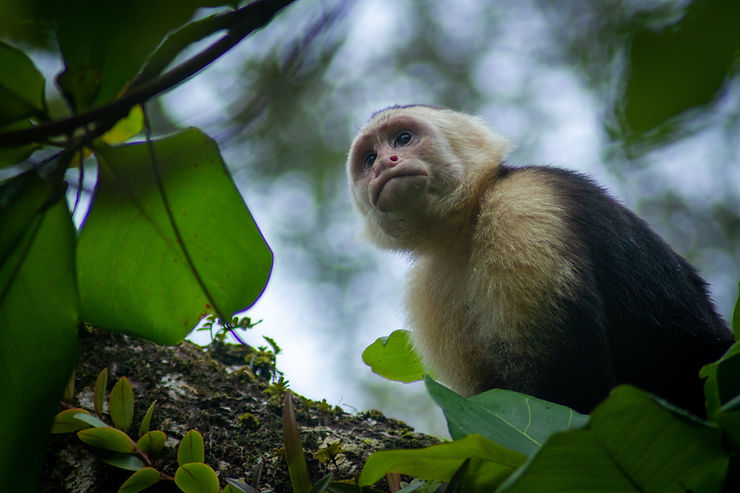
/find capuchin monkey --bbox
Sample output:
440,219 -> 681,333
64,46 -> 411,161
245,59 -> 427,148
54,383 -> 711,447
346,105 -> 733,415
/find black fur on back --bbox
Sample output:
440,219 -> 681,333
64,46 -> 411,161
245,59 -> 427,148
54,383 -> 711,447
495,165 -> 733,415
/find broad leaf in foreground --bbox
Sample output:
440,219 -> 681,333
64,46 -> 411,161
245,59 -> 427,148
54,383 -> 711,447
77,128 -> 273,344
499,386 -> 728,492
359,434 -> 525,491
426,376 -> 588,457
0,173 -> 78,491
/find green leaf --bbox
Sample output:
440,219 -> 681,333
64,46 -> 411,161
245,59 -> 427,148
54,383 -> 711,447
620,0 -> 740,142
358,434 -> 525,490
0,41 -> 45,125
50,409 -> 93,434
362,330 -> 425,383
178,430 -> 205,465
62,369 -> 75,402
137,430 -> 166,457
103,453 -> 145,472
283,390 -> 312,493
174,463 -> 220,493
47,0 -> 225,109
74,412 -> 110,429
77,427 -> 136,453
0,172 -> 78,492
101,105 -> 144,145
118,467 -> 160,493
94,367 -> 109,416
499,386 -> 729,492
225,478 -> 260,493
425,376 -> 588,457
138,400 -> 157,437
714,400 -> 740,450
110,376 -> 135,431
702,340 -> 740,416
78,129 -> 273,344
308,473 -> 333,493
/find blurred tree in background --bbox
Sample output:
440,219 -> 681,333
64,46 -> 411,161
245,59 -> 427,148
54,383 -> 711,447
5,0 -> 737,435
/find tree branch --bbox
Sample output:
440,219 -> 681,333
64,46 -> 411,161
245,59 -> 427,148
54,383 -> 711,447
0,0 -> 295,148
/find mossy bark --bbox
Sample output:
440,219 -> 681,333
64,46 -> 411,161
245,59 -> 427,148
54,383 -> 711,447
41,328 -> 439,492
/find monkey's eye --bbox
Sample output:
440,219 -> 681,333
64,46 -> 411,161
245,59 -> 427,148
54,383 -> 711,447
362,153 -> 377,170
394,131 -> 412,147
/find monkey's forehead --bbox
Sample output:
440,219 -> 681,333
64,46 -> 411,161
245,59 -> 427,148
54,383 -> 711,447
364,104 -> 443,130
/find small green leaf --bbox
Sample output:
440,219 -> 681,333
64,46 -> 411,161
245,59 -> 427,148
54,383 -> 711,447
362,330 -> 425,383
224,478 -> 260,493
50,408 -> 92,433
62,369 -> 75,402
425,376 -> 588,457
308,473 -> 333,493
178,430 -> 205,465
110,376 -> 134,431
103,453 -> 145,472
73,412 -> 110,429
101,105 -> 143,144
94,367 -> 109,416
137,430 -> 166,457
118,467 -> 160,493
175,463 -> 219,493
138,400 -> 157,437
358,434 -> 525,489
77,427 -> 135,453
282,390 -> 311,493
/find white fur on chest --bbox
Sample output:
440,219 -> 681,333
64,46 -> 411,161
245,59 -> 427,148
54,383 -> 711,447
404,254 -> 520,396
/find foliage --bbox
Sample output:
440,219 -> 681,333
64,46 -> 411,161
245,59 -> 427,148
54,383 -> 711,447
0,1 -> 295,489
362,330 -> 425,383
356,290 -> 740,491
52,367 -> 286,492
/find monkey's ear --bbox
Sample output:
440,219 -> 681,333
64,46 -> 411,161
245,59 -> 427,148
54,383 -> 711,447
362,330 -> 425,383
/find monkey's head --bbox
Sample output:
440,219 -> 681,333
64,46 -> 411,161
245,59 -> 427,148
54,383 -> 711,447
346,105 -> 511,251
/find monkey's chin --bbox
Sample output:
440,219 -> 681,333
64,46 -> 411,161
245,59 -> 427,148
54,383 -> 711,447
375,175 -> 429,213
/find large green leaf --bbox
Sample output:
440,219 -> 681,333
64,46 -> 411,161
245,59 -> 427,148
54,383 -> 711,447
36,0 -> 229,110
362,330 -> 425,383
499,386 -> 729,492
620,0 -> 740,142
0,41 -> 45,126
77,128 -> 272,344
0,172 -> 78,492
358,434 -> 525,491
425,376 -> 588,457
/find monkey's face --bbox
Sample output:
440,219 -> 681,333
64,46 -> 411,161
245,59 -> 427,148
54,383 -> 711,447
347,110 -> 465,243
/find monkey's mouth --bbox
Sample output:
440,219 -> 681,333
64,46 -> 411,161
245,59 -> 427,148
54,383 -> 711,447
371,171 -> 429,208
370,169 -> 429,212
